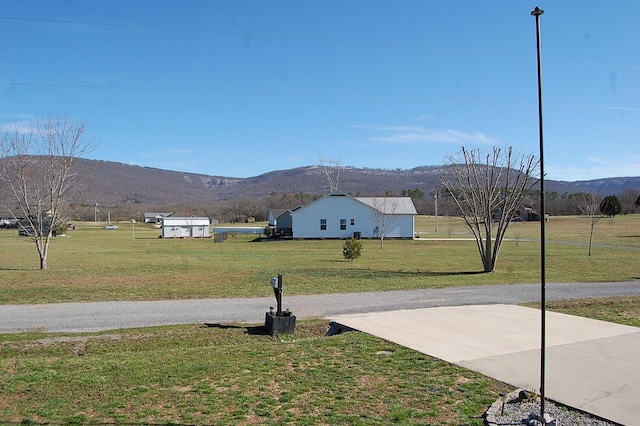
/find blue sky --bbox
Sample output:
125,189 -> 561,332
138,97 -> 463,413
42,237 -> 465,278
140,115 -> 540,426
1,1 -> 638,181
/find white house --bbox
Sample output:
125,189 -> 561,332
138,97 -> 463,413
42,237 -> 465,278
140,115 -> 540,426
161,217 -> 211,238
278,192 -> 416,239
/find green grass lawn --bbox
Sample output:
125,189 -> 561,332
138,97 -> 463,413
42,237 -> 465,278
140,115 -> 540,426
416,214 -> 640,247
526,295 -> 640,328
0,320 -> 510,425
1,296 -> 638,425
1,215 -> 638,425
1,215 -> 638,304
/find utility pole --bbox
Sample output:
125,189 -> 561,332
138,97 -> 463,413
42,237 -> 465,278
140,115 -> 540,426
531,5 -> 547,423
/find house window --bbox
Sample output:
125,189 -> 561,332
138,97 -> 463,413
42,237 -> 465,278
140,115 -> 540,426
350,219 -> 355,226
340,219 -> 347,230
320,219 -> 326,231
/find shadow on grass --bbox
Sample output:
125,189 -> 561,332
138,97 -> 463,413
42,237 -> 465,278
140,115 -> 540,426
203,322 -> 270,336
306,268 -> 486,279
0,266 -> 39,271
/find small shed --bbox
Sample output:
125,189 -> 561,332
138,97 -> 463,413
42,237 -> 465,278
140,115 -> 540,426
161,217 -> 211,238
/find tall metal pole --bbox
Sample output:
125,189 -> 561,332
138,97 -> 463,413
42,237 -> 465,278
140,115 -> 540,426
531,6 -> 546,422
434,189 -> 439,233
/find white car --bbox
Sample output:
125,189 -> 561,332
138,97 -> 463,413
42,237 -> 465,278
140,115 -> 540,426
104,224 -> 118,230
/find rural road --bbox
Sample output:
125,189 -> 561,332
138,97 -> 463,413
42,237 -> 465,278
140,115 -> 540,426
1,281 -> 639,334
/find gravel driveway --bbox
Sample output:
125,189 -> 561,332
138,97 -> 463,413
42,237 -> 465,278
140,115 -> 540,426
1,281 -> 639,334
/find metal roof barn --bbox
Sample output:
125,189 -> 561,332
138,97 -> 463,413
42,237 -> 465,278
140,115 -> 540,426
161,217 -> 210,238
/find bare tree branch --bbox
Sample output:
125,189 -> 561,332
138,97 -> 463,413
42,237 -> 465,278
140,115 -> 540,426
579,192 -> 603,257
439,146 -> 539,272
369,196 -> 398,248
0,114 -> 94,270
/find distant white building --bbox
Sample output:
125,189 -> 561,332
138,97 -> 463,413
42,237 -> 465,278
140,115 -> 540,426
144,212 -> 173,224
161,217 -> 210,238
274,192 -> 416,239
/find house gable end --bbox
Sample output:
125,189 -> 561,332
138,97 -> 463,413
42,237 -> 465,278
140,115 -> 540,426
288,192 -> 416,239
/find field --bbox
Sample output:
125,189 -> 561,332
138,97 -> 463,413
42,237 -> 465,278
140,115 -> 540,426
0,215 -> 638,304
1,216 -> 639,424
0,297 -> 638,425
0,320 -> 511,425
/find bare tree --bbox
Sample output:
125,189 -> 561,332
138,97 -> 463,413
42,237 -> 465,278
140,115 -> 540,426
618,188 -> 639,215
439,146 -> 538,273
366,196 -> 398,248
0,114 -> 94,270
579,192 -> 603,257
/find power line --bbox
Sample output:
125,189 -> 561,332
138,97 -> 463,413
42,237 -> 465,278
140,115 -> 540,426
0,80 -> 495,103
550,103 -> 640,111
0,15 -> 472,53
1,80 -> 638,111
1,15 -> 639,70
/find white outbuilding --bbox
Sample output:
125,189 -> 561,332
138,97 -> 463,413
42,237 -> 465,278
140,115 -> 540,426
161,217 -> 211,238
278,192 -> 416,239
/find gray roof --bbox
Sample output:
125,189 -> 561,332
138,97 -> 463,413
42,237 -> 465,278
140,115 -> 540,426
269,209 -> 289,218
355,197 -> 417,215
144,212 -> 173,218
162,216 -> 210,224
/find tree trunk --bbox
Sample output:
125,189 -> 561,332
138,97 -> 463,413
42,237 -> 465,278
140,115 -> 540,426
482,253 -> 495,273
35,239 -> 49,270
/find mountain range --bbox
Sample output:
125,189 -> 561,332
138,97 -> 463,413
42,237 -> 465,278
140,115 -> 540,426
66,159 -> 640,208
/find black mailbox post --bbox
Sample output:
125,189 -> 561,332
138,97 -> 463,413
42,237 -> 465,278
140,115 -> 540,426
265,273 -> 296,336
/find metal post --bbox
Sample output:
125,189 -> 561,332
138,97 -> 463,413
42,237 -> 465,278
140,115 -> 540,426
531,5 -> 546,422
276,273 -> 283,317
434,189 -> 439,233
265,273 -> 295,336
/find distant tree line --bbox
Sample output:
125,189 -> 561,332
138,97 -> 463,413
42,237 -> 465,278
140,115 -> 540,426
62,187 -> 639,224
65,192 -> 323,223
417,188 -> 639,217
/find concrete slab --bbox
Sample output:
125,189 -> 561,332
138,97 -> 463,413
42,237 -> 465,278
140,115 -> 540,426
331,305 -> 640,426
